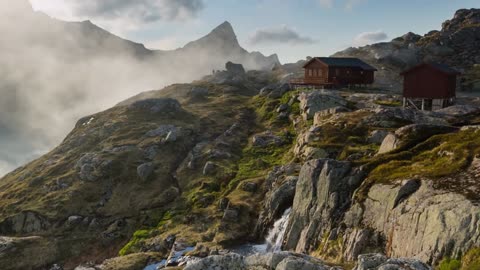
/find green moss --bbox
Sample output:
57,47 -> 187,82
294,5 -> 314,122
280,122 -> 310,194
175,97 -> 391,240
374,100 -> 402,107
461,248 -> 480,270
368,130 -> 480,183
438,258 -> 462,270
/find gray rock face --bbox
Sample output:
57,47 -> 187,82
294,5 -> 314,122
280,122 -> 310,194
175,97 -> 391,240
299,91 -> 348,120
283,159 -> 365,253
346,180 -> 480,264
185,252 -> 333,270
0,211 -> 50,234
314,106 -> 351,119
128,98 -> 182,114
255,164 -> 300,238
137,162 -> 155,181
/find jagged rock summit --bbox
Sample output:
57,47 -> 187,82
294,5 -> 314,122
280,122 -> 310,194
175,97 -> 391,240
334,8 -> 480,90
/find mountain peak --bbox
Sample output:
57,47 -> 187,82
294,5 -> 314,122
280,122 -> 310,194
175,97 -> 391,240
206,21 -> 239,45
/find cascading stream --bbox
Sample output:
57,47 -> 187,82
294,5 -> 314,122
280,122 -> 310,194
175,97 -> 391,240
265,208 -> 292,252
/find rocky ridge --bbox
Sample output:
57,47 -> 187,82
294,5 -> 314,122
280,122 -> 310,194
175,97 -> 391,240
334,8 -> 480,90
1,59 -> 480,270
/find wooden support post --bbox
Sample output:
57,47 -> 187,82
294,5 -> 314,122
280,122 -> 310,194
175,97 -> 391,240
421,99 -> 425,111
403,98 -> 406,108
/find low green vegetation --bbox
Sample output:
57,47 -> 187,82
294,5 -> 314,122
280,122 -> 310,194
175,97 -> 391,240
436,248 -> 480,270
438,258 -> 462,270
373,100 -> 402,107
368,129 -> 480,183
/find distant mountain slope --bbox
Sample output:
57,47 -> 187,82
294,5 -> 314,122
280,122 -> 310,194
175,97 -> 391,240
0,1 -> 279,176
334,8 -> 480,90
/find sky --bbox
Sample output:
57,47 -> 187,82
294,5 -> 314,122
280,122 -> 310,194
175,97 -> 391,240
27,0 -> 480,63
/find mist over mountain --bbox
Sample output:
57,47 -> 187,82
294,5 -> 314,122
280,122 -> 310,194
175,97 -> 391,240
0,1 -> 279,176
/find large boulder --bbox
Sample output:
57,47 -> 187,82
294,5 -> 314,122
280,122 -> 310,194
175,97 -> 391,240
345,180 -> 480,264
299,91 -> 348,120
353,254 -> 431,270
185,252 -> 333,270
283,159 -> 365,253
226,61 -> 246,75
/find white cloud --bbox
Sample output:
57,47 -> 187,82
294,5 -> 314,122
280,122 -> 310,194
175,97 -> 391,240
353,30 -> 388,46
30,0 -> 204,31
249,25 -> 316,45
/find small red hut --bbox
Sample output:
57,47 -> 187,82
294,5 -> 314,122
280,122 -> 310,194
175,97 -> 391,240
401,63 -> 460,111
291,57 -> 377,88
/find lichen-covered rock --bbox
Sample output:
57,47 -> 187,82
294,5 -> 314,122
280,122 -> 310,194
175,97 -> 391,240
283,159 -> 366,253
353,254 -> 431,270
186,252 -> 333,270
378,124 -> 458,154
346,180 -> 480,264
299,91 -> 348,120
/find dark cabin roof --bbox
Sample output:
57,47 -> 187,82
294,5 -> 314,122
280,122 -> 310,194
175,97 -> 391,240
400,62 -> 461,76
303,57 -> 378,71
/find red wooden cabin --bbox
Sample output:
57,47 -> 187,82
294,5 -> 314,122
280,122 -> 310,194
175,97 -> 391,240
291,57 -> 377,87
401,63 -> 460,111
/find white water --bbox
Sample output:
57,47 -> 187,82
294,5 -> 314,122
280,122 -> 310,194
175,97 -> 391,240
265,208 -> 292,252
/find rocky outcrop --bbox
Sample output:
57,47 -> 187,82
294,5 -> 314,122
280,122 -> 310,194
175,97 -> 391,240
0,236 -> 58,270
299,91 -> 348,120
185,252 -> 333,270
334,9 -> 480,90
255,164 -> 301,238
353,253 -> 431,270
378,124 -> 458,154
0,212 -> 50,234
283,159 -> 365,253
344,180 -> 480,264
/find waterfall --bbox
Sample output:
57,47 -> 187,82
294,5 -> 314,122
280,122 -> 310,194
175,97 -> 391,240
265,208 -> 292,252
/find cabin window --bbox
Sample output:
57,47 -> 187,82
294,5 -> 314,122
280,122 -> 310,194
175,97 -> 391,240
308,69 -> 313,76
360,71 -> 364,75
313,69 -> 317,76
346,70 -> 351,76
336,69 -> 340,76
318,69 -> 322,77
